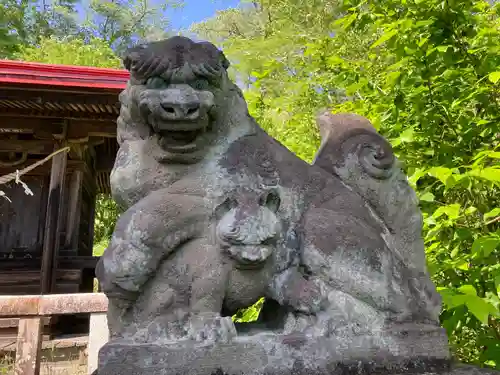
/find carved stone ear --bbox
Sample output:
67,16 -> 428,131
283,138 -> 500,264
260,189 -> 280,213
214,197 -> 238,220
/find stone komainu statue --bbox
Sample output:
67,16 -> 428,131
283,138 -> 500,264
95,36 -> 457,375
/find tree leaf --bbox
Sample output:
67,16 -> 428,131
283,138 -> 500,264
484,208 -> 500,221
459,285 -> 477,295
466,296 -> 497,325
427,167 -> 453,186
399,127 -> 415,143
420,192 -> 435,202
450,294 -> 468,308
495,276 -> 500,297
469,168 -> 500,183
488,71 -> 500,84
472,236 -> 500,257
433,204 -> 461,220
408,168 -> 426,187
370,29 -> 398,49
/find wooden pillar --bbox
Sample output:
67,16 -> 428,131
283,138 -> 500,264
88,188 -> 97,255
64,170 -> 83,252
40,144 -> 68,294
15,318 -> 43,375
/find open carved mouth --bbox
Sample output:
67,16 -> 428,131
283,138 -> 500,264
226,245 -> 273,270
157,123 -> 212,154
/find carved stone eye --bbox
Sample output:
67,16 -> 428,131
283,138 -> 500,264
192,79 -> 210,91
260,189 -> 280,213
145,76 -> 168,89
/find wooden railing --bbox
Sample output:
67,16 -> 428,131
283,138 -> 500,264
0,293 -> 108,375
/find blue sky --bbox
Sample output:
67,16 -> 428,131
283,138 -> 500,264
75,0 -> 241,35
167,0 -> 241,30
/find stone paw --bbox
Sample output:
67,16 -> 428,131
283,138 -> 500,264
283,312 -> 316,335
289,278 -> 328,315
187,313 -> 237,343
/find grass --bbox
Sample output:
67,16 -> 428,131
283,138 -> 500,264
92,240 -> 108,257
0,355 -> 13,375
92,239 -> 109,293
0,346 -> 88,375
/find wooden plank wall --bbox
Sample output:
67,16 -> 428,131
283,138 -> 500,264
0,176 -> 48,259
0,169 -> 95,260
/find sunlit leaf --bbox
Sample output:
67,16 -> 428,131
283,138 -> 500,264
469,168 -> 500,183
488,71 -> 500,84
458,285 -> 477,296
370,29 -> 398,49
420,192 -> 435,202
484,208 -> 500,221
433,204 -> 461,220
466,296 -> 497,325
472,236 -> 500,257
427,167 -> 453,186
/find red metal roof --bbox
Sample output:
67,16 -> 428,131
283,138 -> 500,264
0,60 -> 129,90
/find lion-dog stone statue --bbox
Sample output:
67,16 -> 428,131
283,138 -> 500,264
95,36 -> 458,375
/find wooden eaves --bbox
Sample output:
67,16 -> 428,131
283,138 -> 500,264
0,60 -> 129,194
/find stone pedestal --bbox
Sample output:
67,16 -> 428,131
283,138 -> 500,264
97,325 -> 455,375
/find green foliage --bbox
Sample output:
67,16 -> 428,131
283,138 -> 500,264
0,0 -> 182,59
82,0 -> 182,54
93,194 -> 122,255
194,0 -> 500,367
0,0 -> 49,58
15,36 -> 122,68
232,297 -> 265,323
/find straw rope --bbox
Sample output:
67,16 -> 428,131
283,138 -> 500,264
0,146 -> 70,185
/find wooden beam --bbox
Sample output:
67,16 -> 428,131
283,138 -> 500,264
0,117 -> 63,134
0,110 -> 118,122
0,317 -> 51,329
0,139 -> 54,154
14,318 -> 43,375
65,171 -> 84,249
0,117 -> 116,138
0,256 -> 100,271
40,145 -> 67,294
0,283 -> 80,295
0,88 -> 120,106
0,293 -> 108,317
0,83 -> 122,96
0,270 -> 82,285
67,121 -> 117,139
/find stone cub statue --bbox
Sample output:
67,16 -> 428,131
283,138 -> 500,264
98,181 -> 323,340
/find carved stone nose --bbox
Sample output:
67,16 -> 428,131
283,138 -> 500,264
160,101 -> 200,120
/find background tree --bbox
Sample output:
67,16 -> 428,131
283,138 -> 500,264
81,0 -> 182,54
16,35 -> 122,67
0,0 -> 182,58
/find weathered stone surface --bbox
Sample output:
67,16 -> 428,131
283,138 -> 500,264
98,326 -> 451,375
94,36 -> 487,375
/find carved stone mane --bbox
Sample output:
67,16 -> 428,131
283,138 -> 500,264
123,36 -> 230,82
